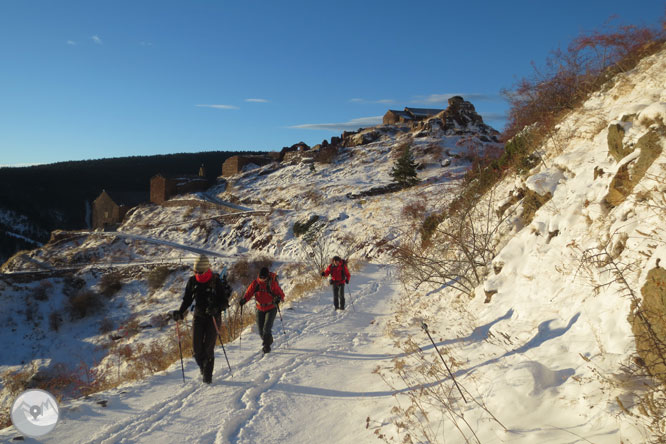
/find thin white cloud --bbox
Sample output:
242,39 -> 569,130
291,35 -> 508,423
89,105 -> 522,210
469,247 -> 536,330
91,35 -> 103,45
245,98 -> 269,103
140,41 -> 153,47
480,112 -> 507,121
413,93 -> 501,105
290,115 -> 383,131
195,104 -> 239,110
66,40 -> 77,46
350,98 -> 394,104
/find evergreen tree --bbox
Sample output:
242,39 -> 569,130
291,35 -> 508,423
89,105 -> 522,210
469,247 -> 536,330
391,145 -> 419,187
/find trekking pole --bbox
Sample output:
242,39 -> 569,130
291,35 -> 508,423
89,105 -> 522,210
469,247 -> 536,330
421,322 -> 467,403
174,320 -> 186,384
347,285 -> 356,312
211,316 -> 233,377
236,305 -> 243,352
275,303 -> 289,347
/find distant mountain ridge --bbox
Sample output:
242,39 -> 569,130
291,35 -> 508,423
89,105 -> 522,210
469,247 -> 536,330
0,150 -> 262,263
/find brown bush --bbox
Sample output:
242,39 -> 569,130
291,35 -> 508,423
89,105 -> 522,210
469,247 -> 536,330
33,281 -> 52,301
49,311 -> 63,331
148,266 -> 172,290
118,318 -> 142,339
502,20 -> 665,141
1,365 -> 36,396
67,289 -> 103,320
99,317 -> 115,334
99,272 -> 123,298
228,256 -> 274,287
402,199 -> 427,223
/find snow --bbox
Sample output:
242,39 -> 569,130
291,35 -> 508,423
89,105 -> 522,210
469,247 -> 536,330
1,264 -> 400,444
1,48 -> 666,443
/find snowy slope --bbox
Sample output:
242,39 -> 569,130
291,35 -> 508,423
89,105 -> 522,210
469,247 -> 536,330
374,47 -> 666,443
1,46 -> 666,443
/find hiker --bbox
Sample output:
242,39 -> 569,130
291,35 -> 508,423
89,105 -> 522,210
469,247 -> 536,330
239,267 -> 285,353
171,254 -> 231,384
321,256 -> 350,310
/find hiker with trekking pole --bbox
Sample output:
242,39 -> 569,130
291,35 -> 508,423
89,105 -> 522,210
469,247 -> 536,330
169,254 -> 231,384
321,256 -> 351,311
239,267 -> 285,354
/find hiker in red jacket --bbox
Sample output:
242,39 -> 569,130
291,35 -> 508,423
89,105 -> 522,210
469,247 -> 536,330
321,256 -> 351,310
239,267 -> 285,353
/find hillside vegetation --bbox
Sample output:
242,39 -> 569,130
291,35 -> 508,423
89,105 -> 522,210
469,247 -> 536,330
1,18 -> 666,444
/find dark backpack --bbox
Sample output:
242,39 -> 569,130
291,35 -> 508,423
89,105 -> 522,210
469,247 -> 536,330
194,272 -> 230,315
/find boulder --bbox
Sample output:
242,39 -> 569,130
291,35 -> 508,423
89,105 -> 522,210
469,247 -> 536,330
605,129 -> 664,207
607,123 -> 632,162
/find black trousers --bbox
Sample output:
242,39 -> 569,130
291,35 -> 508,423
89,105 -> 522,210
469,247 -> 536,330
333,283 -> 345,309
256,308 -> 277,347
192,314 -> 220,379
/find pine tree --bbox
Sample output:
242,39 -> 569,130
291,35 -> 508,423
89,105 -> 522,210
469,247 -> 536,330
391,145 -> 419,187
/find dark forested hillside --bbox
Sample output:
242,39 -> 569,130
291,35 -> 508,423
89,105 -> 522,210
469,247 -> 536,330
0,150 -> 261,262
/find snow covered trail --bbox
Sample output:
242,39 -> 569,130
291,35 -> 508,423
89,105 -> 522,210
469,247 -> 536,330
3,264 -> 402,444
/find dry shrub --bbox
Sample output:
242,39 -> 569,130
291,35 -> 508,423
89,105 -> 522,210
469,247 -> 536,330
0,409 -> 10,430
99,272 -> 123,298
503,20 -> 665,141
281,261 -> 309,279
24,300 -> 38,322
228,255 -> 274,287
118,317 -> 142,339
49,310 -> 63,332
1,365 -> 37,397
148,266 -> 172,290
33,280 -> 52,301
99,317 -> 115,334
289,275 -> 327,302
67,289 -> 103,320
402,199 -> 427,223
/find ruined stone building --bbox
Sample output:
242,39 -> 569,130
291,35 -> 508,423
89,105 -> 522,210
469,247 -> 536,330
150,174 -> 210,204
383,107 -> 445,125
221,155 -> 275,177
92,190 -> 148,229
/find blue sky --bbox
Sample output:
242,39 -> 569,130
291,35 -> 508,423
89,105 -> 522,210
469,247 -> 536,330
0,0 -> 663,166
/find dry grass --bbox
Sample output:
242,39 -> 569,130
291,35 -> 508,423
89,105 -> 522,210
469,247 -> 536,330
228,256 -> 274,288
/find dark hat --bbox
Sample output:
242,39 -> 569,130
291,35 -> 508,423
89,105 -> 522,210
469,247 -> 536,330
259,267 -> 270,279
333,256 -> 342,262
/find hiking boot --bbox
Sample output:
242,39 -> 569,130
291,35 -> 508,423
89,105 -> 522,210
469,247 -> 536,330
262,344 -> 271,353
203,375 -> 212,384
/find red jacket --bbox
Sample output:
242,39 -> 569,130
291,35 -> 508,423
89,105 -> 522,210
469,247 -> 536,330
322,261 -> 350,284
242,272 -> 285,312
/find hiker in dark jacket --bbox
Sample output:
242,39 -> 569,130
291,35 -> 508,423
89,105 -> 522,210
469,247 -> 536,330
171,254 -> 230,384
239,267 -> 285,353
321,256 -> 351,310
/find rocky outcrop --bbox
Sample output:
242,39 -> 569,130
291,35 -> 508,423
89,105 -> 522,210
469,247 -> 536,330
607,123 -> 631,162
605,128 -> 664,207
630,265 -> 666,383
